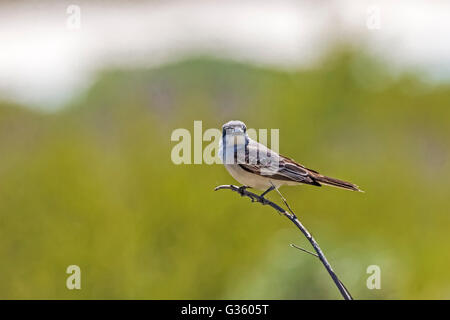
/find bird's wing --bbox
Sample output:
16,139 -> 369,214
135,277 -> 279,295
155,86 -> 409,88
238,140 -> 361,191
238,141 -> 321,186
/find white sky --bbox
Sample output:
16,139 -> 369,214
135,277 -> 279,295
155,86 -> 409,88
1,0 -> 450,109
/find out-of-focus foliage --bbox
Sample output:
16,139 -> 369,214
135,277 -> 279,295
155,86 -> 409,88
0,49 -> 449,299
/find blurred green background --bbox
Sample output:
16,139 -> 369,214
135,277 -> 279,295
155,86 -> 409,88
1,48 -> 449,299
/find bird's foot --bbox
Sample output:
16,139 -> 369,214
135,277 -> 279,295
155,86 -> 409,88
259,196 -> 270,205
237,185 -> 251,196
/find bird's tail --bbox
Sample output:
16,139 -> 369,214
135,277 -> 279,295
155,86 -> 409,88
314,174 -> 363,192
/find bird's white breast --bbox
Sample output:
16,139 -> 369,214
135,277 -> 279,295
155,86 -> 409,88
219,137 -> 294,190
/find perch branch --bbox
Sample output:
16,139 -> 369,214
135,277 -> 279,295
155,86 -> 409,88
214,184 -> 353,300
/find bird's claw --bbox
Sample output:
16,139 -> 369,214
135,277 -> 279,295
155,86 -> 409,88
237,185 -> 250,196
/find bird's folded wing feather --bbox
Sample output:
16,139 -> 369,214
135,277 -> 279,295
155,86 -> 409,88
238,142 -> 320,185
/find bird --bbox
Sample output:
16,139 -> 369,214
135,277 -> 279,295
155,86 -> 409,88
218,120 -> 362,199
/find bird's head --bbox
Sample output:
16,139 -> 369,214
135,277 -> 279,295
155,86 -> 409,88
222,120 -> 247,138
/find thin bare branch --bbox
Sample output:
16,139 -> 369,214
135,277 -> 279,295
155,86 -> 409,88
214,184 -> 353,300
290,243 -> 319,258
